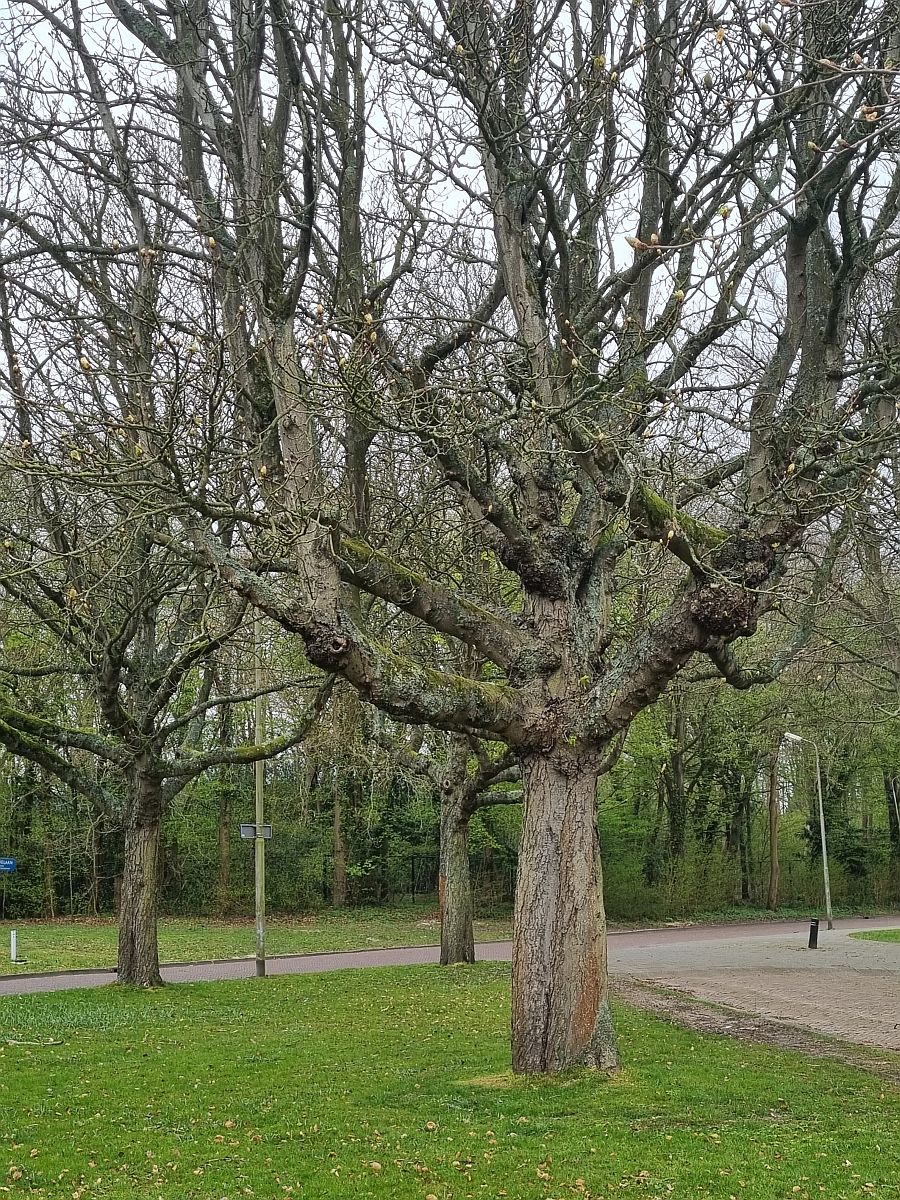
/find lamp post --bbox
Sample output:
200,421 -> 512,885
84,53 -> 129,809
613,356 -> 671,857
889,778 -> 900,847
783,732 -> 833,930
253,614 -> 267,977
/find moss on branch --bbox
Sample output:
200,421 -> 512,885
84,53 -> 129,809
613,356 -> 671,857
337,536 -> 538,673
635,484 -> 727,552
358,637 -> 522,738
340,536 -> 507,627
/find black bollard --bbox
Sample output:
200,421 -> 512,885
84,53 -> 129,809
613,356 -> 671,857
808,917 -> 819,949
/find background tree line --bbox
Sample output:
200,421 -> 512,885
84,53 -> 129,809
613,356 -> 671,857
3,608 -> 900,925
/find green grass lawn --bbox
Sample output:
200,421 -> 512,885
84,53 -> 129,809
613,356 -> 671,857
0,908 -> 513,974
850,929 -> 900,944
1,965 -> 897,1199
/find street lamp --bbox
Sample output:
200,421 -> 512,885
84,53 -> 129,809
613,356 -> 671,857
253,614 -> 267,976
889,778 -> 900,844
783,732 -> 833,930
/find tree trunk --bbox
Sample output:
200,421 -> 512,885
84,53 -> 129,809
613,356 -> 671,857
40,790 -> 56,918
118,766 -> 163,987
643,776 -> 666,885
767,749 -> 780,910
332,784 -> 348,907
740,781 -> 754,904
215,771 -> 234,915
42,842 -> 56,918
439,788 -> 475,965
89,810 -> 101,916
512,747 -> 618,1074
665,698 -> 688,861
885,772 -> 900,855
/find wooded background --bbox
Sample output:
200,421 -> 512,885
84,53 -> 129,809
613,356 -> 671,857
3,659 -> 899,922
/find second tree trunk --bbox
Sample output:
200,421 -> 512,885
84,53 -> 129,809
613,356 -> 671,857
439,787 -> 475,965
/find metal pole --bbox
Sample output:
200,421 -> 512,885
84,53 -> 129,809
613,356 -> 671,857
814,743 -> 833,931
254,615 -> 266,977
10,928 -> 16,962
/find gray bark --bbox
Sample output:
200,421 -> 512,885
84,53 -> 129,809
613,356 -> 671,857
439,786 -> 475,966
118,766 -> 163,987
512,747 -> 618,1074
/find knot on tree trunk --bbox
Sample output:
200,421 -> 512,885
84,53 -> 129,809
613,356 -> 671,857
691,534 -> 774,636
511,557 -> 568,598
690,582 -> 760,638
305,625 -> 352,669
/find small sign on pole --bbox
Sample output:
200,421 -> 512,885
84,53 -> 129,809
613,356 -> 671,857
239,824 -> 272,840
0,859 -> 11,921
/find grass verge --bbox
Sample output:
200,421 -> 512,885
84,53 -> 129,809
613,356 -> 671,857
850,929 -> 900,944
1,964 -> 898,1199
0,908 -> 513,975
686,904 -> 898,925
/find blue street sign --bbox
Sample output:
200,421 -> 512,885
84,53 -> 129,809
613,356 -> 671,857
0,858 -> 15,873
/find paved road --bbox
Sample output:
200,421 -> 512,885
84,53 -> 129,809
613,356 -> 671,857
609,916 -> 900,1050
2,917 -> 898,1049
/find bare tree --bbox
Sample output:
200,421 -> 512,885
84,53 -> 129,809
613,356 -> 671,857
1,0 -> 899,1069
0,243 -> 330,984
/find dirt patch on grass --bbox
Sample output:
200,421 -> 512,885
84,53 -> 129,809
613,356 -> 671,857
614,977 -> 900,1088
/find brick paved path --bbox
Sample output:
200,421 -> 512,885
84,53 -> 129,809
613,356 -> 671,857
2,917 -> 898,1051
607,918 -> 900,1051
